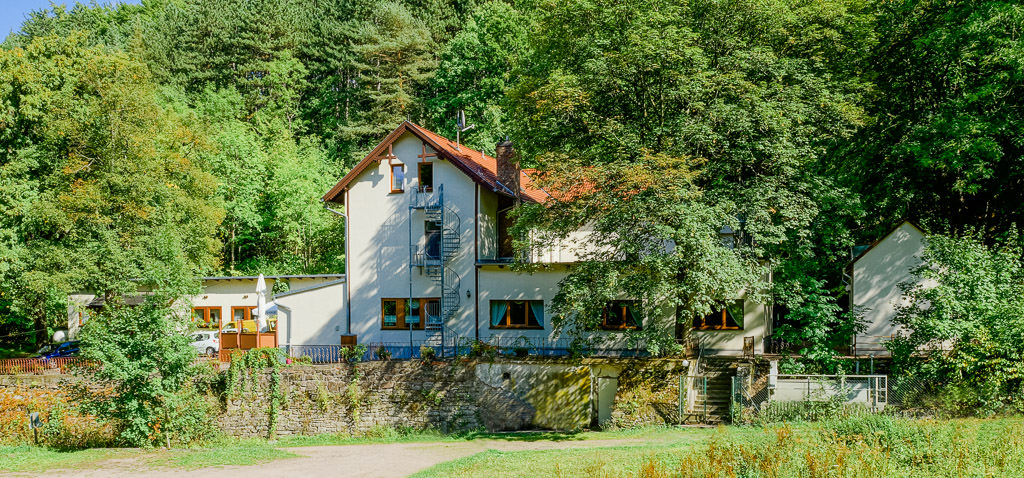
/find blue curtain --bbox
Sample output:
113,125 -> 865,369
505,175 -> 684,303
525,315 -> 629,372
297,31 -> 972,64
490,302 -> 508,327
529,302 -> 545,328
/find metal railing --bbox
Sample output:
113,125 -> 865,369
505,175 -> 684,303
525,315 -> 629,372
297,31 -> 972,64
0,357 -> 90,375
283,336 -> 652,362
679,375 -> 708,422
732,374 -> 893,423
852,335 -> 895,356
410,186 -> 441,209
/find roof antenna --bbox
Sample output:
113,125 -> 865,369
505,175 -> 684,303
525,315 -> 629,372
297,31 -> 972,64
455,109 -> 475,151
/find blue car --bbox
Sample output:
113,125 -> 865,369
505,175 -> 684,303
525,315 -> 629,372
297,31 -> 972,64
38,341 -> 80,359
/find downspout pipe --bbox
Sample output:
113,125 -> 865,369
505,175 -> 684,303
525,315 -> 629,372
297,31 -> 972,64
322,199 -> 351,335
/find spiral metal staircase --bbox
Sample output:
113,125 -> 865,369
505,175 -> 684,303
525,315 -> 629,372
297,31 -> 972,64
410,185 -> 461,337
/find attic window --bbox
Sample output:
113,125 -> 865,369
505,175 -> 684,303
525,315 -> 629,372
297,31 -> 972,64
391,164 -> 405,193
418,162 -> 433,192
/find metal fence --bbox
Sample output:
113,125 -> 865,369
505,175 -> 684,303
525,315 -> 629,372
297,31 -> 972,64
887,374 -> 930,406
283,336 -> 651,363
679,375 -> 708,422
0,357 -> 89,375
731,374 -> 899,423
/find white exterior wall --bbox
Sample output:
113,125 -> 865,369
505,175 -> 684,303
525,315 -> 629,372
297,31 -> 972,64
852,222 -> 926,355
476,267 -> 567,344
346,132 -> 478,344
67,293 -> 96,340
476,267 -> 676,348
528,228 -> 596,264
67,276 -> 342,340
276,281 -> 347,346
691,295 -> 770,355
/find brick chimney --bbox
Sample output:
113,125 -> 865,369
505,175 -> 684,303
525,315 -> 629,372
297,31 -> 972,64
495,140 -> 519,199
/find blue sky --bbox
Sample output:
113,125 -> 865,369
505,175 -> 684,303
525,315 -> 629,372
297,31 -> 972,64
1,1 -> 141,40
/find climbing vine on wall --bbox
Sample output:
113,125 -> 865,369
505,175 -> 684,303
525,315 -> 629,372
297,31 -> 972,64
346,368 -> 363,424
226,347 -> 286,438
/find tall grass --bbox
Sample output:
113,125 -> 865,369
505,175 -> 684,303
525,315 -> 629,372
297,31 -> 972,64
641,416 -> 1024,477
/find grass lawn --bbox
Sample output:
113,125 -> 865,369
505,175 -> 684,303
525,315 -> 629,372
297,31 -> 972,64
412,417 -> 1024,478
0,426 -> 706,474
410,429 -> 716,478
4,418 -> 1023,476
0,445 -> 148,473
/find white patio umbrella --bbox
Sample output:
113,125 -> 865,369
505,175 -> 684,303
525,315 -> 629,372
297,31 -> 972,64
255,274 -> 268,332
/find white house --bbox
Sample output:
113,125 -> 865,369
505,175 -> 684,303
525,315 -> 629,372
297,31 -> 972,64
849,220 -> 927,356
321,121 -> 771,355
67,274 -> 345,342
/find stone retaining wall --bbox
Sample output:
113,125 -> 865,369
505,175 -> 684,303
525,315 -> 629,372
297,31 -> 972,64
221,360 -> 485,437
219,358 -> 695,438
1,357 -> 709,438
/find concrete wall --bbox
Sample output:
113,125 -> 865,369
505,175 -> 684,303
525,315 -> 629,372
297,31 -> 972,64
475,361 -> 591,430
852,222 -> 927,355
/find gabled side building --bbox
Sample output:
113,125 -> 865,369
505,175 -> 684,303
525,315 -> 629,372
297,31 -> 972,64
848,220 -> 928,356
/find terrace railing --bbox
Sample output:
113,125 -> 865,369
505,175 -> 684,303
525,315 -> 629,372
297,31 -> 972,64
283,336 -> 651,363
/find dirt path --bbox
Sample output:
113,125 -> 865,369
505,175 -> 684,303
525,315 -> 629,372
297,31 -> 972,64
15,437 -> 667,478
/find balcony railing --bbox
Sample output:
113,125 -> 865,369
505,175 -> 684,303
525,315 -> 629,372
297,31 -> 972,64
410,186 -> 441,209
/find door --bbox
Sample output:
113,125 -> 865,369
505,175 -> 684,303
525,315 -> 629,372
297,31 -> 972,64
596,377 -> 618,426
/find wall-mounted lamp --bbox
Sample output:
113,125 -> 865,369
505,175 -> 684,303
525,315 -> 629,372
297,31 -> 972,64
466,289 -> 471,299
243,294 -> 249,299
203,295 -> 209,299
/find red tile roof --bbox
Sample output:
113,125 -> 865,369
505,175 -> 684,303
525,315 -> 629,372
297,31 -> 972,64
322,121 -> 553,203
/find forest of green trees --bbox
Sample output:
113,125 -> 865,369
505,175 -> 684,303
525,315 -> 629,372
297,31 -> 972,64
0,0 -> 1021,362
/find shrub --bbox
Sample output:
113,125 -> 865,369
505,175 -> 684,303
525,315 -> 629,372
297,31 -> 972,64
0,388 -> 113,448
665,418 -> 1024,477
420,346 -> 436,362
467,340 -> 497,360
340,344 -> 368,363
78,301 -> 219,447
376,348 -> 392,361
892,232 -> 1024,415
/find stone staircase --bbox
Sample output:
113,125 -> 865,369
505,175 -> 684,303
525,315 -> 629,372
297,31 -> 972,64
683,358 -> 736,424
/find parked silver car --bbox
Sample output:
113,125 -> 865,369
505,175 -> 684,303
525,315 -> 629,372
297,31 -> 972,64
190,331 -> 219,356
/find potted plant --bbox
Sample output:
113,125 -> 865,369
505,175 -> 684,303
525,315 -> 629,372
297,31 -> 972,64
376,347 -> 392,361
420,346 -> 436,363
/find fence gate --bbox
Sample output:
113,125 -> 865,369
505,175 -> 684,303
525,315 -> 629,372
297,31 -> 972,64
678,375 -> 709,423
